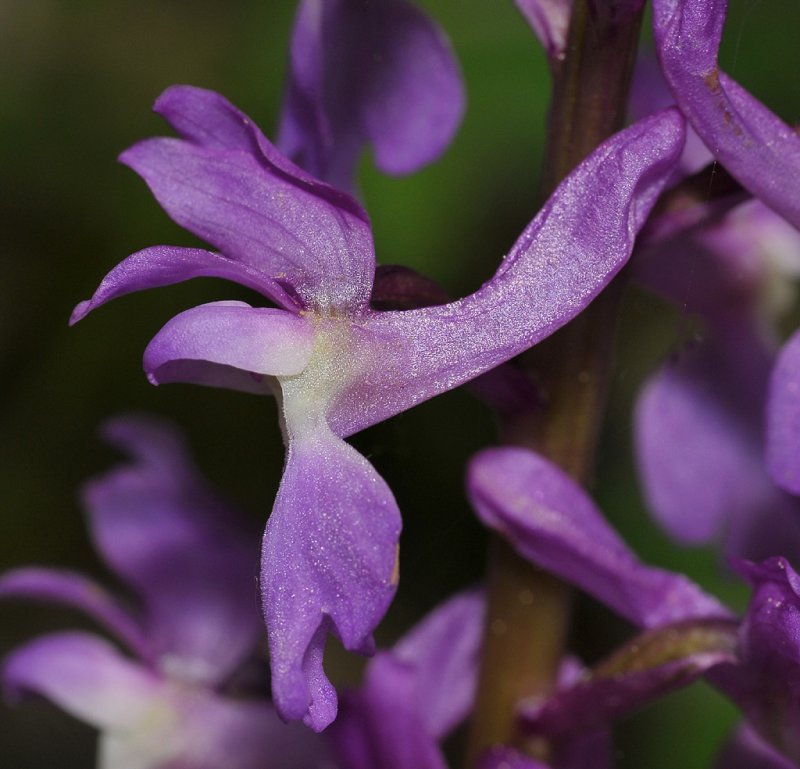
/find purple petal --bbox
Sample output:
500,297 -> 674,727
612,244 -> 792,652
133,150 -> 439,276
468,447 -> 730,628
767,330 -> 800,495
3,631 -> 161,729
71,245 -> 300,324
278,0 -> 464,191
652,0 -> 800,228
84,415 -> 263,686
515,0 -> 572,61
261,427 -> 401,731
716,726 -> 798,769
712,557 -> 800,763
520,619 -> 738,737
325,109 -> 686,438
143,301 -> 315,391
0,568 -> 148,660
391,590 -> 485,738
476,746 -> 551,769
119,87 -> 376,313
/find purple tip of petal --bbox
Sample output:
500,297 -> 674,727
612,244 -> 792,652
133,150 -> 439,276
143,302 -> 315,390
468,447 -> 730,629
767,331 -> 800,495
515,0 -> 573,61
262,428 -> 401,731
3,632 -> 161,729
0,568 -> 149,660
652,0 -> 800,228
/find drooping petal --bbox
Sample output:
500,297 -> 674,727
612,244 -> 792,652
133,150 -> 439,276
3,632 -> 162,730
278,0 -> 464,192
767,330 -> 800,495
84,415 -> 263,686
143,301 -> 315,392
715,726 -> 798,769
325,109 -> 686,438
119,86 -> 376,313
468,447 -> 730,629
520,618 -> 738,737
0,568 -> 148,660
71,245 -> 300,323
515,0 -> 572,61
652,0 -> 800,228
261,425 -> 401,731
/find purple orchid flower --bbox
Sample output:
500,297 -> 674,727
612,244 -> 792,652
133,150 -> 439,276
0,416 -> 327,769
70,83 -> 684,729
634,199 -> 800,561
468,445 -> 800,766
329,589 -> 484,769
277,0 -> 464,193
767,330 -> 800,496
514,0 -> 573,62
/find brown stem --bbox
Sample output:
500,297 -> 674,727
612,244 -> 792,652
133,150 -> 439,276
466,2 -> 644,764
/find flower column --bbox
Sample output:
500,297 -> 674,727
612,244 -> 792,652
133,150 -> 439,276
467,0 -> 646,762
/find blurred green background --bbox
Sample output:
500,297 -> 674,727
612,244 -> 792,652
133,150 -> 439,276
1,0 -> 798,765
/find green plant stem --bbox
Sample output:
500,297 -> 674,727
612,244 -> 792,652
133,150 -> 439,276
466,2 -> 644,764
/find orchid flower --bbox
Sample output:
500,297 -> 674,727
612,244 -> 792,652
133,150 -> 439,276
70,83 -> 684,729
277,0 -> 464,193
468,445 -> 800,767
634,199 -> 800,561
0,416 -> 326,769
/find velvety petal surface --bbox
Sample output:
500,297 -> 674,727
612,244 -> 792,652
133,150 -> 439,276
325,109 -> 686,438
515,0 -> 572,61
767,330 -> 800,495
261,425 -> 401,731
278,0 -> 464,191
143,301 -> 315,392
71,245 -> 300,323
84,415 -> 263,686
0,567 -> 148,659
3,632 -> 161,730
652,0 -> 800,228
468,447 -> 729,628
119,86 -> 376,313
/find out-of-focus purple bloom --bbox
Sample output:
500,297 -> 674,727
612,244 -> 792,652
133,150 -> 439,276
767,331 -> 800,495
277,0 -> 464,192
1,416 -> 325,769
330,590 -> 484,769
468,446 -> 800,765
71,84 -> 684,729
716,726 -> 799,769
651,0 -> 800,229
634,199 -> 800,561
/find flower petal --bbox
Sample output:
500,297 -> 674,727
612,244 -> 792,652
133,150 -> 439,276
278,0 -> 464,191
715,726 -> 798,769
652,0 -> 800,228
767,330 -> 800,495
143,302 -> 315,391
84,415 -> 262,686
515,0 -> 573,61
120,87 -> 376,312
3,631 -> 161,730
476,747 -> 551,769
261,426 -> 401,731
326,109 -> 686,438
0,567 -> 148,659
71,245 -> 299,323
468,447 -> 730,628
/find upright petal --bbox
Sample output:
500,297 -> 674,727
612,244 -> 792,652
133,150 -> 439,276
515,0 -> 573,61
325,109 -> 686,438
652,0 -> 800,228
3,632 -> 161,731
0,567 -> 148,660
143,301 -> 316,392
468,447 -> 729,629
261,425 -> 401,731
84,415 -> 263,686
278,0 -> 464,191
119,87 -> 376,313
767,330 -> 800,495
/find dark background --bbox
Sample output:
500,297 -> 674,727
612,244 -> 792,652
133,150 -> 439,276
1,1 -> 798,765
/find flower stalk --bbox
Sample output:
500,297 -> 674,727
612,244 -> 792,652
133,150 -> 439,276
467,1 -> 645,763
